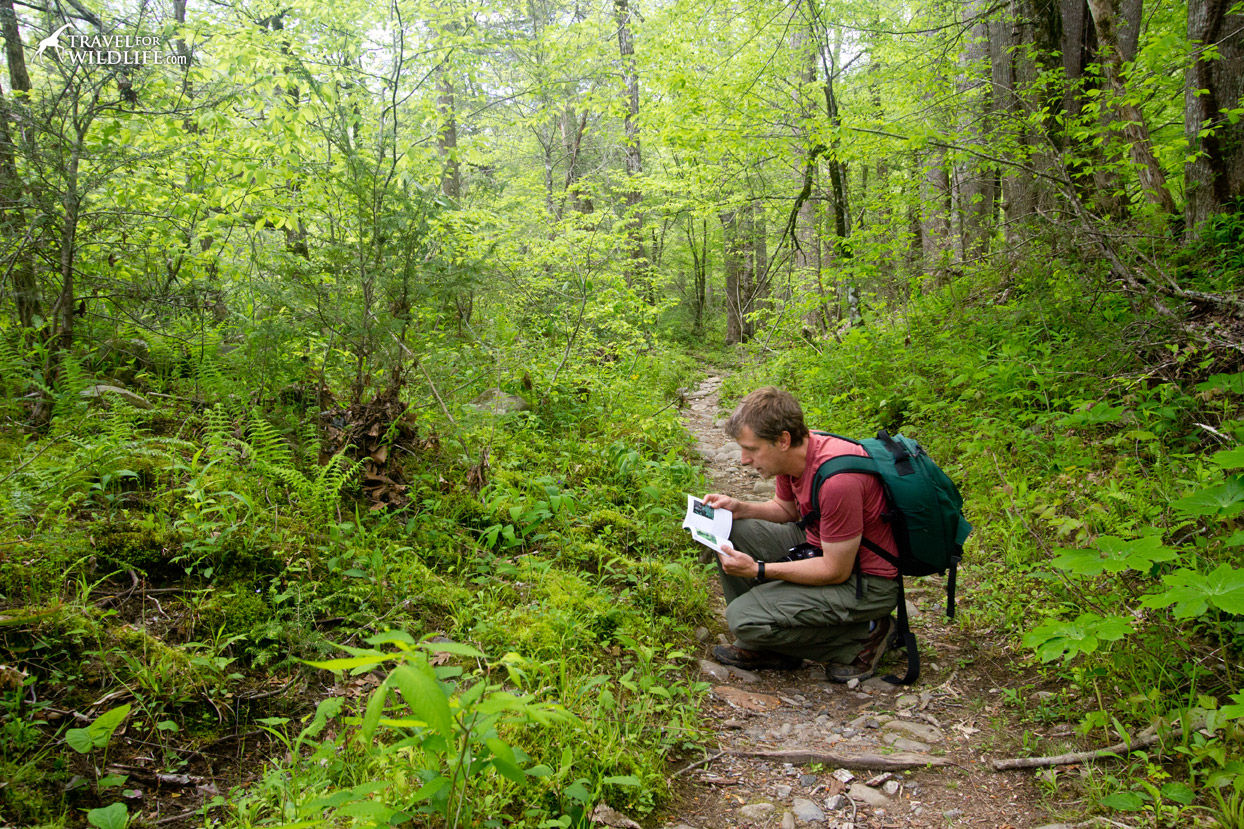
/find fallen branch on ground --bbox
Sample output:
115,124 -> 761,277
724,749 -> 954,770
991,712 -> 1209,771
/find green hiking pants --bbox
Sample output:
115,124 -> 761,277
718,518 -> 900,664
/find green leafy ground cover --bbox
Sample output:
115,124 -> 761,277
0,332 -> 720,828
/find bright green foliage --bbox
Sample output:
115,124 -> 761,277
1142,565 -> 1244,619
1051,536 -> 1177,577
1023,613 -> 1134,664
64,704 -> 131,754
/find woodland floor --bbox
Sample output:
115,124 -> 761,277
659,373 -> 1072,829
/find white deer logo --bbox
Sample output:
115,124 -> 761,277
33,23 -> 73,61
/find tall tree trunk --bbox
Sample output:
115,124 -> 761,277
1185,0 -> 1244,231
957,0 -> 997,261
437,65 -> 460,201
721,209 -> 745,345
0,0 -> 37,333
614,0 -> 645,286
921,150 -> 952,281
561,105 -> 592,213
1086,0 -> 1176,213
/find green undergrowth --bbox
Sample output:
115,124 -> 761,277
0,337 -> 715,827
723,257 -> 1244,825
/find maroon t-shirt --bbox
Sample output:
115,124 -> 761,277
775,433 -> 899,579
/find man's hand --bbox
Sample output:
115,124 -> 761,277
704,493 -> 741,512
717,542 -> 759,579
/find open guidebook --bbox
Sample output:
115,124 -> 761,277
681,495 -> 733,553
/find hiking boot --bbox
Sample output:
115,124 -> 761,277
826,616 -> 893,683
712,644 -> 804,671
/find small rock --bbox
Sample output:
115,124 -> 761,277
738,802 -> 776,821
725,449 -> 743,463
799,774 -> 817,787
825,794 -> 848,811
775,784 -> 792,798
905,599 -> 921,618
713,686 -> 783,712
726,665 -> 760,683
881,734 -> 932,752
831,769 -> 855,785
781,812 -> 796,829
720,441 -> 741,453
896,694 -> 919,709
713,417 -> 728,428
846,678 -> 860,690
882,780 -> 901,796
861,676 -> 901,692
943,809 -> 964,820
695,627 -> 710,642
698,660 -> 731,681
791,798 -> 826,823
881,720 -> 944,743
847,783 -> 892,808
591,803 -> 642,828
754,480 -> 776,496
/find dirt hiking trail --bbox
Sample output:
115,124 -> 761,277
660,373 -> 1069,829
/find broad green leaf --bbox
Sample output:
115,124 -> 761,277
86,803 -> 128,829
73,704 -> 132,751
66,727 -> 95,754
603,775 -> 642,786
1195,373 -> 1244,394
303,654 -> 395,671
1160,782 -> 1195,805
486,737 -> 527,785
1172,477 -> 1244,519
1141,564 -> 1244,618
418,640 -> 486,659
361,676 -> 390,746
1212,447 -> 1244,469
1100,791 -> 1146,811
1051,536 -> 1176,576
1022,613 -> 1132,663
389,662 -> 454,740
366,630 -> 417,648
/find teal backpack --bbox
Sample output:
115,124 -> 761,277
802,430 -> 972,685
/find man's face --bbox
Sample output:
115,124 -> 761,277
735,425 -> 789,478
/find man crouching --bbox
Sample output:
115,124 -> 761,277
704,387 -> 899,682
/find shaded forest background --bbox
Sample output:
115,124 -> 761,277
2,0 -> 1244,826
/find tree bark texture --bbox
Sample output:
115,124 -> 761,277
1184,0 -> 1244,230
614,0 -> 645,283
957,0 -> 997,260
0,0 -> 36,331
1085,0 -> 1176,214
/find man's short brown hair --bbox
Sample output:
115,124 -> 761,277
725,387 -> 810,446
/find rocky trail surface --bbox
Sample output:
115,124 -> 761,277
657,373 -> 1072,829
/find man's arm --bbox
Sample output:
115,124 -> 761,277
718,535 -> 861,585
703,493 -> 799,524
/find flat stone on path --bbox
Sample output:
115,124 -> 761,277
791,798 -> 826,823
882,733 -> 933,752
738,802 -> 775,821
698,660 -> 732,681
847,783 -> 893,808
881,720 -> 945,743
713,686 -> 783,712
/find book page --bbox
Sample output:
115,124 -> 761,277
681,495 -> 733,553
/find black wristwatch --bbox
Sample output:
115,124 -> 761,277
755,560 -> 766,582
